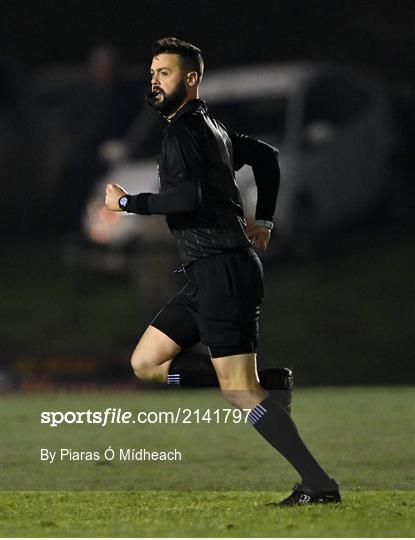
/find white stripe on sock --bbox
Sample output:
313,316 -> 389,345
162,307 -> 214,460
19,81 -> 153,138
248,403 -> 268,425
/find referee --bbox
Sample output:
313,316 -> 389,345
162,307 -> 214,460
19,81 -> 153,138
105,37 -> 340,505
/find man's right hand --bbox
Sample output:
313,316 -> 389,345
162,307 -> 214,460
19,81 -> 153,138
105,183 -> 128,211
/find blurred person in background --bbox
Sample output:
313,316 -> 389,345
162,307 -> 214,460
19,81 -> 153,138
105,37 -> 340,506
55,45 -> 141,237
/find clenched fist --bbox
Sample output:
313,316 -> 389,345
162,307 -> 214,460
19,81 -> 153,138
105,183 -> 128,211
248,225 -> 271,252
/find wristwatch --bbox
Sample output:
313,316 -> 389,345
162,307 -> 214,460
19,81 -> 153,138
254,219 -> 274,230
118,195 -> 130,210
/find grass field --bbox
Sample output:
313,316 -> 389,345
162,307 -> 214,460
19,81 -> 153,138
1,387 -> 414,537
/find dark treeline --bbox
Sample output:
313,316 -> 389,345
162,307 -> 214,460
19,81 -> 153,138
0,0 -> 413,84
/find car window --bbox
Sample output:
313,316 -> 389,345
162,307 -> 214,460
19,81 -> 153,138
303,75 -> 370,127
209,96 -> 287,145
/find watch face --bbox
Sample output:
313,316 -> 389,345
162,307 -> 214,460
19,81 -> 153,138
119,196 -> 128,208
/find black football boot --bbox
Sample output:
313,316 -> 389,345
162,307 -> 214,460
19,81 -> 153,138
277,480 -> 341,506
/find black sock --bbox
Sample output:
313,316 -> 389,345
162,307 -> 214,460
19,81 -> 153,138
168,349 -> 291,390
167,350 -> 218,386
248,394 -> 333,489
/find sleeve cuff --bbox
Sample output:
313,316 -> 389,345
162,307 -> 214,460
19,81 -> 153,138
127,193 -> 153,215
254,219 -> 274,230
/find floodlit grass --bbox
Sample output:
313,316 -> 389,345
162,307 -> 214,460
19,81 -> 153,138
1,387 -> 414,536
2,490 -> 415,537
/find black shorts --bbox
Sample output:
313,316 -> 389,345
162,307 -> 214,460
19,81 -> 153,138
151,248 -> 264,358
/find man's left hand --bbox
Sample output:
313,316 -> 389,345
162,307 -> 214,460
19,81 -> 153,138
248,225 -> 271,252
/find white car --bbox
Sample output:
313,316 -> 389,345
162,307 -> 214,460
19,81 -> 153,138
81,62 -> 397,267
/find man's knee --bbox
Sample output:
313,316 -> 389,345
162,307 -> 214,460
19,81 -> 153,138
130,349 -> 164,382
130,351 -> 149,380
130,325 -> 181,383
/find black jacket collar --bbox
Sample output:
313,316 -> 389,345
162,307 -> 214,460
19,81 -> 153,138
169,98 -> 206,123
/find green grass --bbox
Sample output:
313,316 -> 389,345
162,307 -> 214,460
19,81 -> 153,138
1,387 -> 414,536
2,490 -> 414,537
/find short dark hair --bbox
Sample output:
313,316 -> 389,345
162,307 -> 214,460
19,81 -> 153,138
152,37 -> 204,78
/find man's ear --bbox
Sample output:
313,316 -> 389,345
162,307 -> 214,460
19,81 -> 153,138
186,71 -> 199,87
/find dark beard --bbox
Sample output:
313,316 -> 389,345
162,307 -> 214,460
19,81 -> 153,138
146,79 -> 187,117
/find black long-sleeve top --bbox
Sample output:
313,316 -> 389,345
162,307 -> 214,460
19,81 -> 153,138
124,99 -> 280,265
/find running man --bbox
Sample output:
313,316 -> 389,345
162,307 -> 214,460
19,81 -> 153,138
105,37 -> 340,505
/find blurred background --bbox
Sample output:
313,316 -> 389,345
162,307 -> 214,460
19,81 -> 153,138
1,0 -> 414,390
